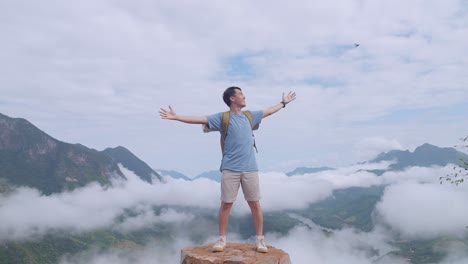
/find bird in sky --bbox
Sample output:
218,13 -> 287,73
354,43 -> 360,47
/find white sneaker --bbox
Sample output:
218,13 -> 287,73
212,236 -> 226,252
256,235 -> 268,253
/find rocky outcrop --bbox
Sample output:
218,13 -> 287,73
181,242 -> 291,264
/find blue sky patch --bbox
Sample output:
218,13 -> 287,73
304,77 -> 344,88
223,54 -> 257,80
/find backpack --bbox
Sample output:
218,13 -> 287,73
203,111 -> 259,156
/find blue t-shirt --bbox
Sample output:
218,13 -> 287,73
207,110 -> 263,172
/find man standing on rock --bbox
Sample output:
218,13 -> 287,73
159,87 -> 296,253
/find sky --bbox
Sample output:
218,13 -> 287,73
1,0 -> 468,176
1,163 -> 468,263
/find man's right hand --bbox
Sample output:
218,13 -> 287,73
159,106 -> 208,124
159,105 -> 177,120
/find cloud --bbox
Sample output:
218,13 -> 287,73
57,225 -> 406,264
380,165 -> 454,185
0,184 -> 123,240
0,165 -> 220,241
375,182 -> 468,240
1,0 -> 467,175
0,163 -> 349,240
114,206 -> 195,232
258,172 -> 334,211
57,223 -> 468,264
59,237 -> 194,264
55,219 -> 398,264
353,136 -> 404,161
0,162 -> 460,241
271,226 -> 403,264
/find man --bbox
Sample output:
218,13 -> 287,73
159,87 -> 296,253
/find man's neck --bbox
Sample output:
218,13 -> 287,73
229,105 -> 243,114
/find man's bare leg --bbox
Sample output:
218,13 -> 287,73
213,201 -> 233,252
218,201 -> 233,236
248,200 -> 268,253
247,200 -> 263,236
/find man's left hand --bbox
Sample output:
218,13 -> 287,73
282,91 -> 297,104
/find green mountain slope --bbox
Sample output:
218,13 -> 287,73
103,146 -> 163,183
0,113 -> 126,194
297,186 -> 385,231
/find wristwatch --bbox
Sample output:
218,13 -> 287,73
281,101 -> 287,108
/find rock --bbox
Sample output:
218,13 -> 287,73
180,242 -> 291,264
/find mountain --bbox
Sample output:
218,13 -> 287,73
102,146 -> 163,183
0,113 -> 163,194
0,113 -> 127,194
286,166 -> 334,176
157,169 -> 192,181
298,143 -> 468,231
369,143 -> 468,171
296,186 -> 385,231
285,143 -> 467,178
193,170 -> 222,182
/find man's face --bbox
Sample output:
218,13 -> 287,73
231,89 -> 246,107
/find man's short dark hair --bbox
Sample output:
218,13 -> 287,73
223,86 -> 241,106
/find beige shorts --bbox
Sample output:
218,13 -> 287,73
221,170 -> 261,203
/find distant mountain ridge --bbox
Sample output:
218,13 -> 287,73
0,113 -> 161,194
193,170 -> 222,182
158,170 -> 222,182
160,143 -> 467,181
369,143 -> 468,171
157,170 -> 191,181
286,166 -> 334,176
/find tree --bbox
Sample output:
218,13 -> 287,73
440,136 -> 468,185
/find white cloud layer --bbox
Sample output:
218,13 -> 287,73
0,166 -> 218,240
57,225 -> 468,264
1,163 -> 465,240
376,182 -> 468,240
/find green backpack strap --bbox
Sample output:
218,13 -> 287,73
242,111 -> 260,130
221,111 -> 230,155
220,111 -> 259,156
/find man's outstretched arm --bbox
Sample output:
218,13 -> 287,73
262,91 -> 296,118
159,105 -> 208,124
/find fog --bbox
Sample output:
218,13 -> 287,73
58,226 -> 468,264
376,182 -> 468,240
1,163 -> 468,263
